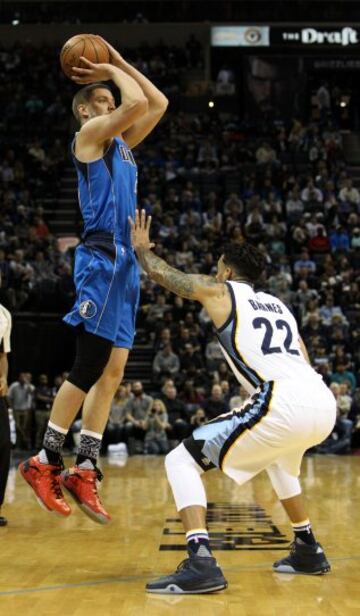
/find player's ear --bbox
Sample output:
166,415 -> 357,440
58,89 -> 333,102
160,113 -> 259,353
226,266 -> 233,280
78,103 -> 89,119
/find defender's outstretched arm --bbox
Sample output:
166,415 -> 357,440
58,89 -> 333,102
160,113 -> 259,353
129,210 -> 225,302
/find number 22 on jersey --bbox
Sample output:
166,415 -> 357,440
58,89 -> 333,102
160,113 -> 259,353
253,317 -> 300,356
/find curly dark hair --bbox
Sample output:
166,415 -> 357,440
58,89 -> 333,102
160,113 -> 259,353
222,242 -> 266,283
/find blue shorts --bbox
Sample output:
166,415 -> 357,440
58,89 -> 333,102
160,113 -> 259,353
64,242 -> 140,348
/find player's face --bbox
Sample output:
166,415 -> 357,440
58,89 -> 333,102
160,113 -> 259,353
87,88 -> 116,117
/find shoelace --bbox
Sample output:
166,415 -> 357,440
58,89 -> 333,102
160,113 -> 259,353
49,468 -> 64,501
175,559 -> 191,573
94,466 -> 103,482
288,541 -> 298,556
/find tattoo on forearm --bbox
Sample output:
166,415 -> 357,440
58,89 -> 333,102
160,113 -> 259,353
136,248 -> 219,300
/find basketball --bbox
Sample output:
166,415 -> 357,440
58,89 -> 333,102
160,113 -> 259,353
60,34 -> 110,79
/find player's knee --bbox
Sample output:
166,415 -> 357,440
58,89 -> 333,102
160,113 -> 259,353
101,364 -> 124,384
67,329 -> 113,393
266,464 -> 301,500
97,370 -> 124,396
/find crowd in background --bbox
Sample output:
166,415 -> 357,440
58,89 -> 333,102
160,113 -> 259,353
1,42 -> 360,455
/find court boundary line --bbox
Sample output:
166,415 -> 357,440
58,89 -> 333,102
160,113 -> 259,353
1,555 -> 359,598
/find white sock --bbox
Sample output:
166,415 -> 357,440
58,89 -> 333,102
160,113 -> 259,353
38,449 -> 49,464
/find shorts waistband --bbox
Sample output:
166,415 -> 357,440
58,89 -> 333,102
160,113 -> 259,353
81,231 -> 133,261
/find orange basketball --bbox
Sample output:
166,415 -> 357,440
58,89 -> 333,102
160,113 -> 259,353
60,34 -> 110,79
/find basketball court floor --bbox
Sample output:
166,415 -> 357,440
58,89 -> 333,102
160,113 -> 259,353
0,454 -> 359,615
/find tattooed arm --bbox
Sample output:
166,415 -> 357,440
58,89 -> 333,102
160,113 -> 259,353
136,246 -> 225,301
129,210 -> 232,326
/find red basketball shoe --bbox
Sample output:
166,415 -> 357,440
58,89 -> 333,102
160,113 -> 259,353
60,466 -> 111,525
19,456 -> 71,517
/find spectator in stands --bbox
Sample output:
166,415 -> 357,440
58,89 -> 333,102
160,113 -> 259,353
294,280 -> 319,319
179,379 -> 205,414
212,361 -> 232,385
329,226 -> 350,252
154,327 -> 172,352
338,177 -> 360,207
205,335 -> 223,372
174,326 -> 200,354
244,209 -> 266,243
202,384 -> 229,420
215,65 -> 235,96
316,82 -> 331,118
9,249 -> 34,307
301,178 -> 323,205
219,380 -> 232,406
102,384 -> 132,453
190,408 -> 207,432
351,227 -> 360,249
337,383 -> 353,417
179,343 -> 205,384
308,226 -> 331,254
8,372 -> 34,450
255,142 -> 278,167
229,386 -> 249,409
153,343 -> 181,384
302,312 -> 327,342
30,216 -> 50,240
319,296 -> 348,327
294,250 -> 317,276
143,399 -> 170,455
330,362 -> 357,392
145,293 -> 171,328
124,381 -> 153,450
160,381 -> 190,442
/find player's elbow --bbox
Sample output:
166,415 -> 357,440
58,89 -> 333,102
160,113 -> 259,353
158,96 -> 169,112
133,97 -> 149,116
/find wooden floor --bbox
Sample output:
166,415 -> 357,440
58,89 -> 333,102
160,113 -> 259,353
0,454 -> 359,615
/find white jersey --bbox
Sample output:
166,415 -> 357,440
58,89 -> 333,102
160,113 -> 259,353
0,304 -> 11,353
217,281 -> 321,394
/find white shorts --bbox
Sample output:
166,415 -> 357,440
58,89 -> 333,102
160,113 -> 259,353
183,378 -> 336,485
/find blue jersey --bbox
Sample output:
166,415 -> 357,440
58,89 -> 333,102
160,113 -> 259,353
72,136 -> 137,246
64,135 -> 140,347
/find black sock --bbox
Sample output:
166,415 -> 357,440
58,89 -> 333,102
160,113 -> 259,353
75,453 -> 97,467
292,520 -> 317,545
44,448 -> 63,466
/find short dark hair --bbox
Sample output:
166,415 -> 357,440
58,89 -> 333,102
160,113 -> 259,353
72,82 -> 113,122
222,242 -> 265,283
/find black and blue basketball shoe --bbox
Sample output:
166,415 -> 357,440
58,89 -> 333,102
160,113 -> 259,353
273,538 -> 331,575
146,553 -> 228,594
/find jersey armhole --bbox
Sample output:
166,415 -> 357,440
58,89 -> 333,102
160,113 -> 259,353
216,282 -> 236,333
72,135 -> 116,164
